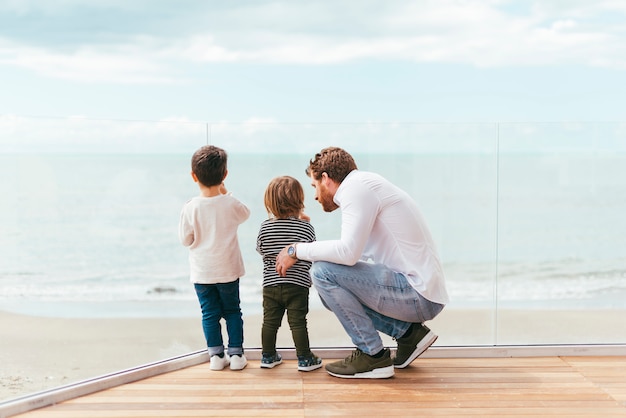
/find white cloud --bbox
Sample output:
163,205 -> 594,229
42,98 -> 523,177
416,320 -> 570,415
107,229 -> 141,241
0,114 -> 207,153
0,36 -> 178,83
167,1 -> 626,68
0,0 -> 625,85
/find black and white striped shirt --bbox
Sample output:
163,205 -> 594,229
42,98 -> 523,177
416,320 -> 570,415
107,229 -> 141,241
256,217 -> 316,288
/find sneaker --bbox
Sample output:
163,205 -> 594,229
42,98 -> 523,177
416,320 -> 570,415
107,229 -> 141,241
209,353 -> 230,371
230,354 -> 248,370
260,352 -> 283,369
297,353 -> 323,372
393,323 -> 438,369
325,348 -> 394,379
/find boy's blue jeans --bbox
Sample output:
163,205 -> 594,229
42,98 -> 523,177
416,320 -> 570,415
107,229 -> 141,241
194,279 -> 244,356
310,261 -> 444,356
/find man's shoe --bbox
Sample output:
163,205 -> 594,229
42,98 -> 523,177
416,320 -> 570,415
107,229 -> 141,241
325,348 -> 394,379
260,352 -> 283,369
393,323 -> 438,369
209,353 -> 230,371
297,353 -> 323,372
230,354 -> 248,370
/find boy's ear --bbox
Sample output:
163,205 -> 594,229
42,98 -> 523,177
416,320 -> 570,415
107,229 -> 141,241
191,171 -> 198,182
223,169 -> 228,180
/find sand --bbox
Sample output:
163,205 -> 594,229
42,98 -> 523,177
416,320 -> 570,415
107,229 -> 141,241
1,307 -> 625,401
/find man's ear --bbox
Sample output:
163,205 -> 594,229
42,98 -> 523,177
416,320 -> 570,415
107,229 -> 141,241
321,172 -> 339,193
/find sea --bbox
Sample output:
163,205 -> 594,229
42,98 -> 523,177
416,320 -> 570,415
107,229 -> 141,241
1,152 -> 625,318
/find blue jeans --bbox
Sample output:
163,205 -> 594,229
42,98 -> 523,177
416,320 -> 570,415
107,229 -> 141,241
194,279 -> 244,356
311,261 -> 444,356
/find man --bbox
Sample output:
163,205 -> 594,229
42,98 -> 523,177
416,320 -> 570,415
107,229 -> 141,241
276,146 -> 448,379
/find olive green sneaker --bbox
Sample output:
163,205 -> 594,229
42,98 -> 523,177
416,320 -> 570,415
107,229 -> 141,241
393,323 -> 438,369
325,348 -> 394,379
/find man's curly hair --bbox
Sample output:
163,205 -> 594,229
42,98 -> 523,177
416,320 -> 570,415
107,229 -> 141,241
306,147 -> 357,183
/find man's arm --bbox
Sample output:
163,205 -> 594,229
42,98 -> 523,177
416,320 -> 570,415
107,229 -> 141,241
298,180 -> 377,265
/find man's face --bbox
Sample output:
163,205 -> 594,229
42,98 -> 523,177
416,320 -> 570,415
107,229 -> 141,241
310,172 -> 339,212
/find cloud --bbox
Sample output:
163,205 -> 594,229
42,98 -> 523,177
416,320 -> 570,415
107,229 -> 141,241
0,0 -> 625,85
131,1 -> 626,68
0,36 -> 178,83
0,114 -> 207,153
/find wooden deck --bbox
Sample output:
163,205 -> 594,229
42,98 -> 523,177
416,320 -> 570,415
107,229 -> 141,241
8,354 -> 626,417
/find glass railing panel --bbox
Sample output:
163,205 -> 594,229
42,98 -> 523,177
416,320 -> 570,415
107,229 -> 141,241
496,122 -> 626,345
0,116 -> 209,400
212,122 -> 500,347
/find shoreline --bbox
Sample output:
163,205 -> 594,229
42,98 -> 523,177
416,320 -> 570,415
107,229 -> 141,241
2,307 -> 625,401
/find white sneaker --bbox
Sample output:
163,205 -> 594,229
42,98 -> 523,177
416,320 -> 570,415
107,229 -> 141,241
210,354 -> 230,371
230,354 -> 247,370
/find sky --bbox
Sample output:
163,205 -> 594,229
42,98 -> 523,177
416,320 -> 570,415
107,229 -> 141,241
1,0 -> 626,152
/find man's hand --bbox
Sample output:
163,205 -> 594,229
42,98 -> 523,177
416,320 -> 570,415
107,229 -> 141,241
275,245 -> 297,277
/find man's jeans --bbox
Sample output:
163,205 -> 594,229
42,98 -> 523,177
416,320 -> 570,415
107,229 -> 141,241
194,279 -> 244,356
311,261 -> 444,356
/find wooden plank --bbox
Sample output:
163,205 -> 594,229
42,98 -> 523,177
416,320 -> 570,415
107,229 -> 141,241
11,357 -> 626,418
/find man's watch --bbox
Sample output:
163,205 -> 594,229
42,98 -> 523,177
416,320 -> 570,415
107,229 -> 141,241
287,243 -> 298,259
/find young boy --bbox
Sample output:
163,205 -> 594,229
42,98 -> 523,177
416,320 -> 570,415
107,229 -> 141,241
256,176 -> 322,371
179,145 -> 250,371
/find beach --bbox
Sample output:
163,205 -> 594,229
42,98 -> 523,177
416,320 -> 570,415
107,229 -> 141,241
2,307 -> 625,401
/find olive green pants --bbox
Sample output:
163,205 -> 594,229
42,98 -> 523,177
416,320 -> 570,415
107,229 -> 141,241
261,284 -> 312,357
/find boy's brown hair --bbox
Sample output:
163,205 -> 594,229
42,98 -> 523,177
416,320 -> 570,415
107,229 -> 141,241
264,176 -> 305,219
191,145 -> 227,187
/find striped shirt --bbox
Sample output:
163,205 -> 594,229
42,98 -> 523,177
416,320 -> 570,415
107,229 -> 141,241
256,217 -> 316,288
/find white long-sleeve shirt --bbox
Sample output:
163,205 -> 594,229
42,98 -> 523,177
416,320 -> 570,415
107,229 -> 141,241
179,194 -> 250,284
296,170 -> 449,305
